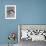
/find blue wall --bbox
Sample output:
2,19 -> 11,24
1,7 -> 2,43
0,0 -> 46,44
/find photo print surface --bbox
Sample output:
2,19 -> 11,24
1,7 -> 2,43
5,5 -> 16,19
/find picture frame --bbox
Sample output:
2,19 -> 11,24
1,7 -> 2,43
5,5 -> 16,19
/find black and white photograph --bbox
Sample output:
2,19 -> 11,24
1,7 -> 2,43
5,5 -> 16,19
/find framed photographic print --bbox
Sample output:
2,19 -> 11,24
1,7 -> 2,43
5,5 -> 16,19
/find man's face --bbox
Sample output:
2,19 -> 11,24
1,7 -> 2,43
9,10 -> 15,17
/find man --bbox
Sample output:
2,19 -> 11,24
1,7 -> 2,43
7,9 -> 15,17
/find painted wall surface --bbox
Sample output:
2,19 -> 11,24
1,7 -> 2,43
0,0 -> 46,44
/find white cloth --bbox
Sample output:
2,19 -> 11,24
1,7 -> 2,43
31,35 -> 45,41
21,30 -> 28,39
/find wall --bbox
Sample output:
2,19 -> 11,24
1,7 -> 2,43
0,0 -> 46,44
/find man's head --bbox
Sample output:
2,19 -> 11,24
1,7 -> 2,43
7,9 -> 15,17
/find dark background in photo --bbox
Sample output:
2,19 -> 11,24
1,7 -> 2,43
7,7 -> 15,18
